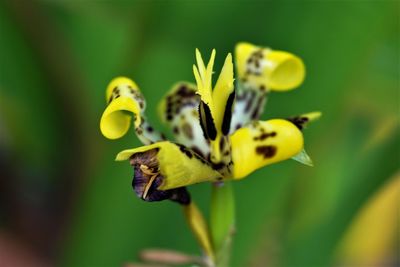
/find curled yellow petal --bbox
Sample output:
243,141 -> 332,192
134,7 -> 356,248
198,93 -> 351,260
100,76 -> 147,140
231,119 -> 303,179
235,42 -> 305,91
264,50 -> 305,90
100,96 -> 141,139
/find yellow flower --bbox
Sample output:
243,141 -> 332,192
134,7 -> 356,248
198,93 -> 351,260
100,42 -> 320,203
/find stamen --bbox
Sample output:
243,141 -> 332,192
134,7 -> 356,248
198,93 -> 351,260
139,164 -> 160,199
143,174 -> 158,199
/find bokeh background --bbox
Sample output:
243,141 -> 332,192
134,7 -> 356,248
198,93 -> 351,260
0,1 -> 399,267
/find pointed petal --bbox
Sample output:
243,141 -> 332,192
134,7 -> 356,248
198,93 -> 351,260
195,50 -> 214,106
193,65 -> 203,90
292,148 -> 314,166
195,48 -> 206,79
193,50 -> 217,159
287,111 -> 322,130
205,49 -> 216,90
230,119 -> 304,179
212,53 -> 235,135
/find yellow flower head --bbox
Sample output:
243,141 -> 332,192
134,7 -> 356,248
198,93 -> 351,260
100,42 -> 320,203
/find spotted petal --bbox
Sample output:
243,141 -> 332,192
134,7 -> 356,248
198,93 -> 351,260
235,42 -> 305,92
230,119 -> 304,179
288,111 -> 322,166
116,141 -> 223,190
158,82 -> 210,159
230,43 -> 306,130
100,77 -> 165,144
287,111 -> 322,130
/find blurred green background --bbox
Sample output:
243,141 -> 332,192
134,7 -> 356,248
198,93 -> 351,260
0,1 -> 398,267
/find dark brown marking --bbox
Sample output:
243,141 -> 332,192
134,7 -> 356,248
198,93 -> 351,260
251,96 -> 265,120
253,131 -> 277,141
244,90 -> 255,113
199,101 -> 217,140
287,116 -> 309,130
212,162 -> 225,171
182,122 -> 194,139
256,145 -> 277,159
221,91 -> 235,135
219,137 -> 225,151
177,143 -> 193,159
191,146 -> 204,158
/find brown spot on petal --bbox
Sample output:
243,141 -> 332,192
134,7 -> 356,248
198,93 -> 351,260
173,126 -> 179,135
256,145 -> 277,159
181,122 -> 193,140
176,143 -> 193,159
253,131 -> 277,141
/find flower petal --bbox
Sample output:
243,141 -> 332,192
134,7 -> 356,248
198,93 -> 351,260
287,111 -> 322,130
211,53 -> 235,163
230,119 -> 303,179
194,50 -> 235,167
157,82 -> 210,159
100,77 -> 165,144
229,83 -> 268,133
287,111 -> 321,166
235,42 -> 305,91
100,96 -> 141,139
292,148 -> 314,166
116,141 -> 223,190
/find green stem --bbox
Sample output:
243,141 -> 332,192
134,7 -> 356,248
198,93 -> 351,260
210,182 -> 235,267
